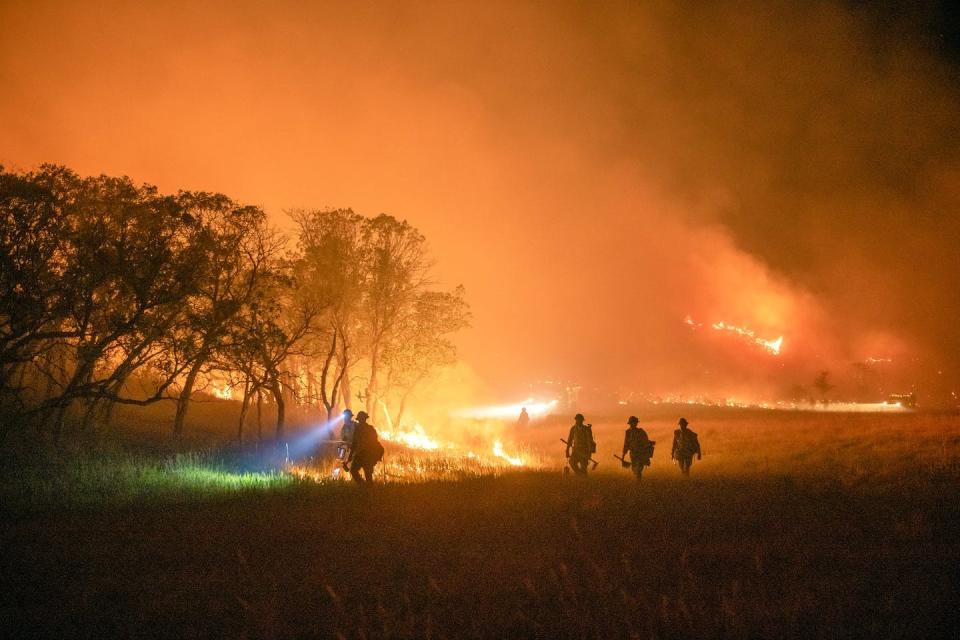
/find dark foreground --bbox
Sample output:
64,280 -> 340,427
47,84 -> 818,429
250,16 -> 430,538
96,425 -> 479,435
4,473 -> 960,639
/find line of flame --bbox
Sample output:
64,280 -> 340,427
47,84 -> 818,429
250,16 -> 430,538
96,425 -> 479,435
686,315 -> 783,355
377,424 -> 527,468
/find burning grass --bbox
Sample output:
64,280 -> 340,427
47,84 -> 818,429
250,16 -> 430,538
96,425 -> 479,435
290,438 -> 540,484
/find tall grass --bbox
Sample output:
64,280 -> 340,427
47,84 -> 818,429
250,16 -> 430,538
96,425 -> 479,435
529,409 -> 960,485
4,410 -> 960,638
5,410 -> 959,512
2,448 -> 302,511
292,447 -> 546,484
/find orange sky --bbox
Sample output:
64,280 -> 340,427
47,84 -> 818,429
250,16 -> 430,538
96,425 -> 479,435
3,0 -> 958,400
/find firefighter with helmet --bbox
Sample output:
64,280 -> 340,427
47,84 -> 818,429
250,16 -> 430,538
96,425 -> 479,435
622,416 -> 654,481
346,410 -> 385,485
671,417 -> 701,476
565,413 -> 596,476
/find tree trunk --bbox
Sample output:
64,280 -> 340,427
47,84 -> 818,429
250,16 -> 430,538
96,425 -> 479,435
52,353 -> 96,441
41,349 -> 63,407
272,377 -> 285,440
237,376 -> 252,444
256,388 -> 263,443
394,393 -> 408,431
88,373 -> 130,433
306,370 -> 317,411
329,339 -> 348,419
13,361 -> 29,396
173,358 -> 204,438
102,397 -> 117,436
340,363 -> 352,411
281,370 -> 295,408
51,401 -> 70,446
319,331 -> 337,417
365,343 -> 380,416
393,374 -> 426,431
80,398 -> 101,431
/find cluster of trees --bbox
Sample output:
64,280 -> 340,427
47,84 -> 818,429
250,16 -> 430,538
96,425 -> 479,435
0,165 -> 469,442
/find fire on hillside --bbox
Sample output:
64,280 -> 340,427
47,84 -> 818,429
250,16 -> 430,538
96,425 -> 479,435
685,315 -> 784,355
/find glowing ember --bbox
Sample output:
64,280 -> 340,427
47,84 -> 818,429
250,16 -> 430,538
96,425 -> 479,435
492,440 -> 523,466
379,423 -> 441,450
686,315 -> 783,355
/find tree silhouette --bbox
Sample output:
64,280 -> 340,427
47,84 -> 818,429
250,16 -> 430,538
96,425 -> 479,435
0,165 -> 470,444
813,370 -> 834,405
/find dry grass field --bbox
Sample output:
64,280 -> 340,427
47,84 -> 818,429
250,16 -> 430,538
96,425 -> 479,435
3,408 -> 960,638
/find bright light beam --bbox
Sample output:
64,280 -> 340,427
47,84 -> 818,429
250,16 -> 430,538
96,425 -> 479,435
286,415 -> 344,460
451,398 -> 558,420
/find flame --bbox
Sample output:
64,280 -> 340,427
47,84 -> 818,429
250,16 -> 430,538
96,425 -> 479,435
492,440 -> 523,466
211,382 -> 233,399
686,315 -> 783,355
763,335 -> 784,355
328,401 -> 533,478
710,321 -> 783,354
288,464 -> 324,482
379,419 -> 529,468
287,421 -> 536,484
379,423 -> 441,451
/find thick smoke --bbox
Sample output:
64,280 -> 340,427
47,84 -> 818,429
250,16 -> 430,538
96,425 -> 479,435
1,0 -> 957,402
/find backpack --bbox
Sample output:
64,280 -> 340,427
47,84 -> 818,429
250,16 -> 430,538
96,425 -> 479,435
679,429 -> 699,456
371,431 -> 385,463
356,424 -> 385,463
573,424 -> 596,453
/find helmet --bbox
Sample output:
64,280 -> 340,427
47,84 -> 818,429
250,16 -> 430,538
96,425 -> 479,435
342,409 -> 353,417
356,411 -> 369,421
574,413 -> 584,421
627,416 -> 639,425
678,417 -> 688,427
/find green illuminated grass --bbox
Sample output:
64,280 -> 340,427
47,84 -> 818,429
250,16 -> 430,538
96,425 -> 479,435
2,450 -> 304,511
